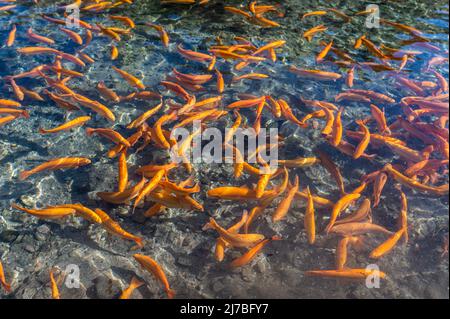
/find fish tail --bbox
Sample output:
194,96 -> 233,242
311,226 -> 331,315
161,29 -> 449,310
85,127 -> 94,136
166,288 -> 176,299
22,111 -> 30,119
202,218 -> 214,231
19,170 -> 30,180
130,276 -> 144,289
1,282 -> 11,293
38,128 -> 48,134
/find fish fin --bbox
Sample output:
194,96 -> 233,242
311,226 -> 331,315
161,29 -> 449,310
166,288 -> 176,299
19,171 -> 30,180
85,127 -> 94,136
2,283 -> 11,293
130,276 -> 144,289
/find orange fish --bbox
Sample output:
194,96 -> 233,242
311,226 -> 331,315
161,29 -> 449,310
95,209 -> 143,248
330,222 -> 393,237
97,82 -> 120,103
0,259 -> 11,293
316,41 -> 333,63
306,268 -> 386,280
112,66 -> 145,90
370,104 -> 391,135
353,119 -> 371,159
230,236 -> 281,268
19,157 -> 91,180
133,169 -> 165,209
6,24 -> 16,47
325,193 -> 361,233
86,128 -> 130,147
133,254 -> 175,299
304,186 -> 316,244
119,276 -> 144,299
11,204 -> 76,219
204,218 -> 265,248
146,23 -> 170,47
39,116 -> 91,134
272,176 -> 299,222
331,107 -> 343,146
383,164 -> 449,196
370,228 -> 405,259
373,172 -> 388,207
49,269 -> 61,299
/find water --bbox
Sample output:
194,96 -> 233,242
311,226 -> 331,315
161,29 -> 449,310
0,0 -> 448,299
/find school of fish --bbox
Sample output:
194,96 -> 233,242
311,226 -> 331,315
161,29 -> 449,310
0,0 -> 448,299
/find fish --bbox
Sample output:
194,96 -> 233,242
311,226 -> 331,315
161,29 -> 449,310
0,115 -> 19,127
203,217 -> 265,248
97,178 -> 147,205
39,116 -> 91,134
330,221 -> 393,237
232,73 -> 269,82
289,67 -> 342,81
278,98 -> 306,128
302,11 -> 328,19
133,254 -> 175,299
354,35 -> 366,49
94,209 -> 143,248
353,120 -> 371,159
71,94 -> 116,121
110,15 -> 135,28
370,104 -> 391,135
316,41 -> 333,63
19,157 -> 91,180
229,236 -> 281,268
127,101 -> 163,129
0,259 -> 11,293
0,99 -> 21,108
119,276 -> 144,299
49,269 -> 61,299
331,107 -> 343,147
346,67 -> 355,88
117,152 -> 129,193
18,47 -> 86,67
97,82 -> 120,103
112,66 -> 145,90
215,211 -> 249,261
60,27 -> 83,45
304,186 -> 316,244
325,192 -> 361,233
133,169 -> 165,209
86,128 -> 130,147
383,164 -> 449,196
26,28 -> 55,45
6,24 -> 16,47
272,176 -> 299,222
303,25 -> 328,42
146,23 -> 170,47
177,44 -> 213,63
315,149 -> 346,195
0,108 -> 30,118
305,268 -> 386,280
11,204 -> 76,219
55,204 -> 102,224
335,237 -> 350,270
111,45 -> 119,60
373,172 -> 388,207
335,198 -> 372,225
278,157 -> 320,168
369,228 -> 406,259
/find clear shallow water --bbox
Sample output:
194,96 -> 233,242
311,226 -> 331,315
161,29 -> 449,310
0,0 -> 449,299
